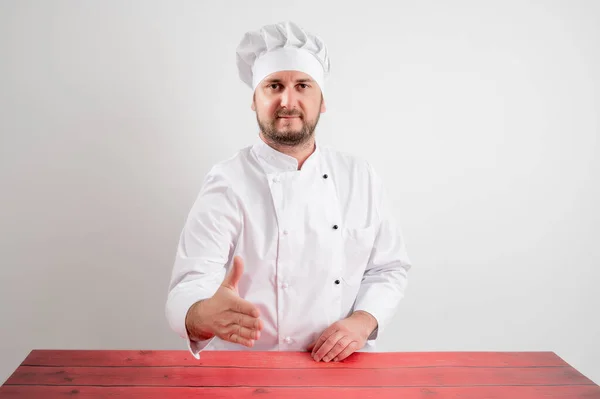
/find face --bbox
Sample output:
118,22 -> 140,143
252,70 -> 326,146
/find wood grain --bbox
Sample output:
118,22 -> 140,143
5,365 -> 594,387
2,351 -> 598,399
2,385 -> 600,398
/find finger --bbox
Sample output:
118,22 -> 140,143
226,324 -> 261,340
314,331 -> 344,362
222,256 -> 244,290
230,296 -> 261,318
224,332 -> 254,348
333,341 -> 360,362
306,335 -> 320,352
227,311 -> 264,331
322,337 -> 351,363
311,326 -> 338,357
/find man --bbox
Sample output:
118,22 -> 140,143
165,21 -> 412,363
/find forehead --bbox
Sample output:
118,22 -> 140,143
262,70 -> 315,83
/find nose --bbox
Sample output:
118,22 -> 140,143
280,87 -> 298,108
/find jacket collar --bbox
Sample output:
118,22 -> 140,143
252,137 -> 321,173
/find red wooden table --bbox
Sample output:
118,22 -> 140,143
1,350 -> 599,398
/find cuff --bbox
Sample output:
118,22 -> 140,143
166,288 -> 215,359
353,308 -> 381,340
186,334 -> 216,359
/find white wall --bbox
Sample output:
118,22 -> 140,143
1,0 -> 598,385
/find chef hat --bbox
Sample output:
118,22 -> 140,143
236,21 -> 331,95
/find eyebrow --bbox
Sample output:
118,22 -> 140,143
264,78 -> 314,84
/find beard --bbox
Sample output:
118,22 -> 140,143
256,105 -> 321,147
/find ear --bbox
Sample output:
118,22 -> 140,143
251,101 -> 256,111
320,98 -> 326,113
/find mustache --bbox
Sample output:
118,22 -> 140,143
276,109 -> 303,118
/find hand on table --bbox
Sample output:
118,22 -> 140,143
307,310 -> 378,362
185,256 -> 263,348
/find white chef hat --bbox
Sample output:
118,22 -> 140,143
236,21 -> 331,96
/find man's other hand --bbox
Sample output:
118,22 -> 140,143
307,310 -> 378,362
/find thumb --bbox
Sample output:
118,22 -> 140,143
222,256 -> 244,291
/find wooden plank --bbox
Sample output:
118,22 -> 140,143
5,365 -> 594,387
1,385 -> 600,398
21,350 -> 569,368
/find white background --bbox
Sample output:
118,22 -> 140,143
1,0 -> 598,385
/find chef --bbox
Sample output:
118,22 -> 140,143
165,21 -> 412,362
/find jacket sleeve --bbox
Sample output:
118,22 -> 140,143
352,163 -> 412,340
165,167 -> 242,359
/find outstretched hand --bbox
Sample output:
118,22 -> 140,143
185,256 -> 263,347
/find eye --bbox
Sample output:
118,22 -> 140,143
269,83 -> 281,90
298,83 -> 310,89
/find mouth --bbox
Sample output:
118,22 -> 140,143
277,116 -> 301,119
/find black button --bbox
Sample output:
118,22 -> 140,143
335,279 -> 340,285
333,225 -> 338,230
323,174 -> 328,179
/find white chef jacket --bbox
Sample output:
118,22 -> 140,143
165,139 -> 412,359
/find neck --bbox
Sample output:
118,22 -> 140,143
259,132 -> 316,170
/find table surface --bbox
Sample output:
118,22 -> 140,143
1,350 -> 598,398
